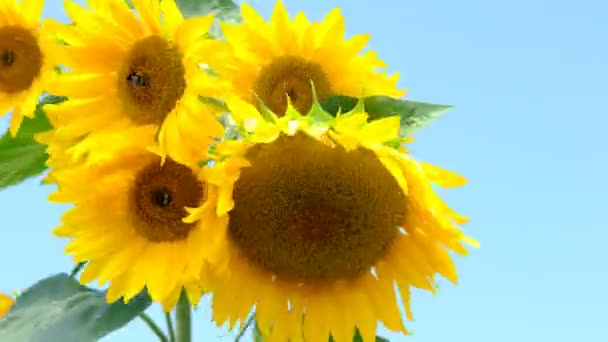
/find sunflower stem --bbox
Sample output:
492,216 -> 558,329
68,262 -> 86,278
235,312 -> 255,341
139,312 -> 169,342
176,292 -> 192,342
166,311 -> 176,342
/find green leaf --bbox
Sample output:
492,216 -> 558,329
320,95 -> 453,136
175,0 -> 241,38
252,321 -> 263,342
0,273 -> 152,342
330,329 -> 390,342
0,95 -> 65,190
175,0 -> 240,20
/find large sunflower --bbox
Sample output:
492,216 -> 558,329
50,129 -> 215,310
214,0 -> 404,117
0,0 -> 55,136
187,98 -> 478,341
44,0 -> 231,165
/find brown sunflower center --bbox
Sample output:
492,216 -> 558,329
130,158 -> 205,242
0,25 -> 42,94
253,56 -> 332,116
119,36 -> 186,125
228,133 -> 407,283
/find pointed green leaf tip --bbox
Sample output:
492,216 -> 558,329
0,95 -> 65,190
320,95 -> 453,136
0,274 -> 152,342
326,328 -> 390,342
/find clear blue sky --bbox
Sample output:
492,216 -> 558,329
1,0 -> 607,341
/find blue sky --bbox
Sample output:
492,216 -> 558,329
1,0 -> 607,341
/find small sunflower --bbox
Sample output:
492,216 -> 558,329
45,0 -> 231,165
50,132 -> 212,310
215,0 -> 404,117
188,98 -> 477,341
0,292 -> 14,318
0,0 -> 55,136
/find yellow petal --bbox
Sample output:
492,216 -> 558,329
302,294 -> 331,342
9,110 -> 24,137
241,3 -> 268,33
361,115 -> 400,142
51,44 -> 125,73
420,162 -> 468,188
160,0 -> 184,34
19,0 -> 44,27
49,74 -> 117,99
174,15 -> 213,49
132,0 -> 161,34
105,0 -> 145,37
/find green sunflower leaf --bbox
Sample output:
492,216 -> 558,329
320,95 -> 453,136
175,0 -> 240,21
0,95 -> 65,190
0,273 -> 152,342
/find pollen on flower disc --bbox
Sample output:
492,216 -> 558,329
227,133 -> 407,283
130,158 -> 205,242
253,56 -> 332,116
119,36 -> 186,125
0,25 -> 42,93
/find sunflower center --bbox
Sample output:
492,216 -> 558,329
130,158 -> 205,242
119,36 -> 186,125
0,25 -> 42,94
228,133 -> 407,283
253,56 -> 332,116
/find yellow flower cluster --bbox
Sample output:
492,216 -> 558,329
0,0 -> 477,341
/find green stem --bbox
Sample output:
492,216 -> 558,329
166,311 -> 176,342
139,312 -> 169,342
235,312 -> 255,342
68,262 -> 86,278
176,292 -> 192,342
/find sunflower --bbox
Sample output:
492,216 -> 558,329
0,292 -> 14,318
50,130 -> 215,310
44,0 -> 231,165
214,0 -> 404,117
0,0 -> 56,136
187,98 -> 478,341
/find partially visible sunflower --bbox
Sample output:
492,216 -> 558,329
50,131 -> 212,310
43,0 -> 231,165
188,98 -> 477,342
0,0 -> 56,136
214,0 -> 404,117
0,292 -> 14,318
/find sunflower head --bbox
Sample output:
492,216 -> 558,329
215,0 -> 405,117
189,97 -> 477,341
49,130 -> 212,311
45,0 -> 232,166
0,0 -> 56,136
